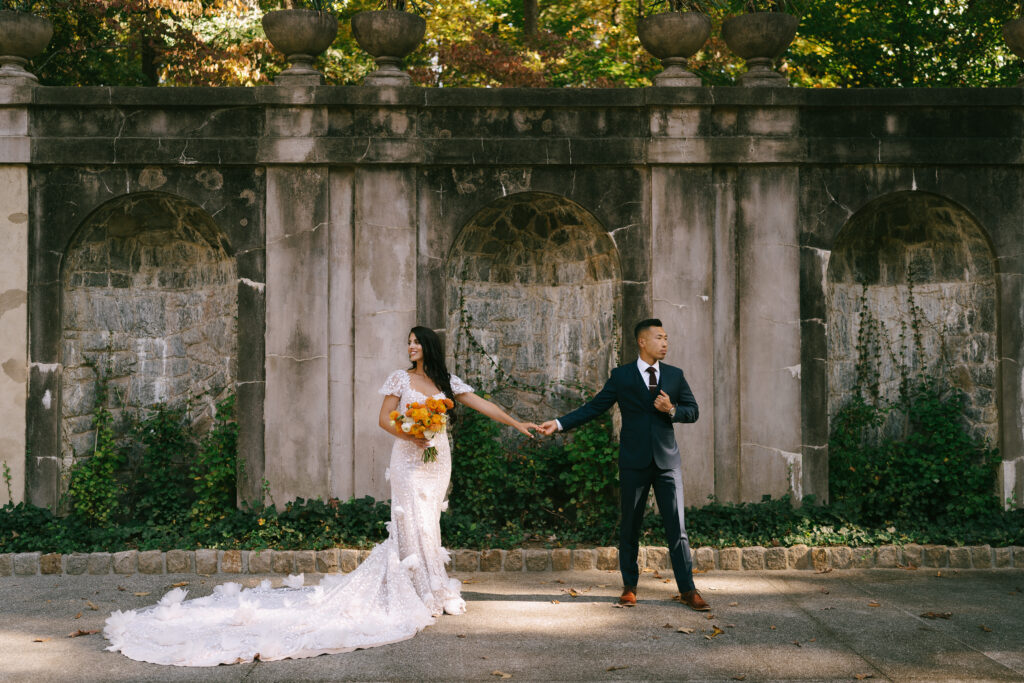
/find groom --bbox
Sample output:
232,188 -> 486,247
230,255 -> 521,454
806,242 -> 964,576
539,319 -> 708,611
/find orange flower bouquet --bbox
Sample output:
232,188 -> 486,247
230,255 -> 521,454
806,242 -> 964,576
389,396 -> 455,462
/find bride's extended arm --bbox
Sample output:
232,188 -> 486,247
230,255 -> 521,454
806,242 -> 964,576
455,392 -> 538,437
379,395 -> 429,448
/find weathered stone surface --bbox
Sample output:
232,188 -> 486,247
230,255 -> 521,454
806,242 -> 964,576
14,552 -> 40,576
166,550 -> 194,574
112,550 -> 138,575
0,554 -> 13,576
272,550 -> 294,574
195,549 -> 218,575
694,547 -> 716,572
920,546 -> 946,568
504,549 -> 523,572
811,548 -> 829,571
572,549 -> 594,570
138,550 -> 164,574
339,549 -> 359,573
902,544 -> 923,568
1012,547 -> 1024,568
970,545 -> 992,568
551,549 -> 572,571
852,548 -> 875,569
765,547 -> 788,570
87,552 -> 111,575
358,550 -> 371,564
221,550 -> 243,574
294,550 -> 316,574
316,549 -> 340,573
525,549 -> 549,572
65,553 -> 88,575
595,547 -> 618,571
480,549 -> 504,572
454,550 -> 480,572
948,546 -> 972,569
875,545 -> 900,568
719,548 -> 742,571
994,547 -> 1011,568
644,547 -> 669,570
787,544 -> 810,569
40,553 -> 61,575
829,546 -> 853,570
742,546 -> 766,570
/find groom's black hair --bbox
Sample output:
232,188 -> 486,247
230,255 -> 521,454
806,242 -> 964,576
634,318 -> 664,340
409,326 -> 456,402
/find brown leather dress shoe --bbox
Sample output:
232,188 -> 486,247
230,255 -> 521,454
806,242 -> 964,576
678,589 -> 710,611
618,587 -> 637,606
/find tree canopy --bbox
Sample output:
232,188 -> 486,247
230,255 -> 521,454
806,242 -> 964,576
13,0 -> 1024,87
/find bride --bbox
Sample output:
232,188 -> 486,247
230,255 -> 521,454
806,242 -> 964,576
104,326 -> 537,667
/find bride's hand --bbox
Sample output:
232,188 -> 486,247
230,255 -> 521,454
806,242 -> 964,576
514,422 -> 539,438
404,434 -> 430,449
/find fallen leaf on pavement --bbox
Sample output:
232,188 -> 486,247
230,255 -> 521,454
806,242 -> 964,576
692,568 -> 707,574
462,579 -> 479,584
457,634 -> 466,638
33,638 -> 50,643
853,674 -> 874,680
607,665 -> 628,671
934,572 -> 943,578
729,602 -> 739,607
170,581 -> 189,588
732,675 -> 747,681
816,567 -> 834,574
550,600 -> 560,604
677,627 -> 695,634
73,612 -> 82,620
867,602 -> 880,607
133,592 -> 150,597
810,638 -> 817,642
116,586 -> 126,592
708,626 -> 724,638
663,623 -> 674,628
820,588 -> 830,594
770,625 -> 777,630
556,579 -> 566,584
663,579 -> 671,583
727,624 -> 735,628
979,625 -> 993,632
68,629 -> 100,638
792,641 -> 801,647
567,589 -> 579,598
900,564 -> 918,571
920,612 -> 952,619
705,614 -> 716,620
490,671 -> 512,679
85,601 -> 98,611
652,572 -> 663,579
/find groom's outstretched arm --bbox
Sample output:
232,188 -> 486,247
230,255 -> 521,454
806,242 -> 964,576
671,371 -> 698,424
556,376 -> 619,432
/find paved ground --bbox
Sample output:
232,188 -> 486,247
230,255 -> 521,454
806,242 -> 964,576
1,567 -> 1022,682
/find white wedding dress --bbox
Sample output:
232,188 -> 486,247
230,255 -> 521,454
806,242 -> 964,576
103,370 -> 472,667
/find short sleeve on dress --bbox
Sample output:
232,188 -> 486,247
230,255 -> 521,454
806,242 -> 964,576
379,370 -> 407,396
449,374 -> 474,395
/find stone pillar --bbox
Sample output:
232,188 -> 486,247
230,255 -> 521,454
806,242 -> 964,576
352,167 -> 417,501
263,166 -> 330,506
998,267 -> 1024,508
650,166 -> 715,504
328,168 -> 355,500
0,164 -> 27,505
736,168 -> 803,501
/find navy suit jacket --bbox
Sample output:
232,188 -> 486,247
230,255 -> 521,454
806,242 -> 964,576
558,362 -> 698,471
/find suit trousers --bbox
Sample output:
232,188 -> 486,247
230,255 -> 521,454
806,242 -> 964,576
619,462 -> 695,594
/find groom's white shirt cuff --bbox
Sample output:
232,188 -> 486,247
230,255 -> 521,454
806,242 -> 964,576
555,419 -> 562,431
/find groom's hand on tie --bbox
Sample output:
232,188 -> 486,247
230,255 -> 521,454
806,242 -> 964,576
654,390 -> 675,415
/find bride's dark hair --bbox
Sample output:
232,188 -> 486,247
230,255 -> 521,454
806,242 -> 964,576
409,326 -> 455,401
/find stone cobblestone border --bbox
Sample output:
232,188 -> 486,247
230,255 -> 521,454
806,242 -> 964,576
2,544 -> 1022,578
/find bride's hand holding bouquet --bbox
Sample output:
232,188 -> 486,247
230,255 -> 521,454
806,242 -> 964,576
390,396 -> 455,462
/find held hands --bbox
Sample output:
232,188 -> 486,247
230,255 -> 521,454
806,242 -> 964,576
538,420 -> 559,436
654,390 -> 674,414
513,421 -> 540,438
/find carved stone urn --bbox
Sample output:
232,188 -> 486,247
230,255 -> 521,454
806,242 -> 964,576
0,10 -> 53,84
1003,18 -> 1024,85
637,11 -> 712,87
262,9 -> 339,86
721,11 -> 799,87
351,10 -> 426,87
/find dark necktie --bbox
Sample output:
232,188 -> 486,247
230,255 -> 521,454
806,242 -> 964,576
646,367 -> 658,397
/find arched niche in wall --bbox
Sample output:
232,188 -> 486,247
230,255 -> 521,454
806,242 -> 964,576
60,193 -> 237,464
826,191 -> 999,444
445,193 -> 623,419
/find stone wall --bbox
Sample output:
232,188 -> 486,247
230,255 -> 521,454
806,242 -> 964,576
60,194 -> 237,463
446,193 -> 621,419
827,192 -> 998,443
